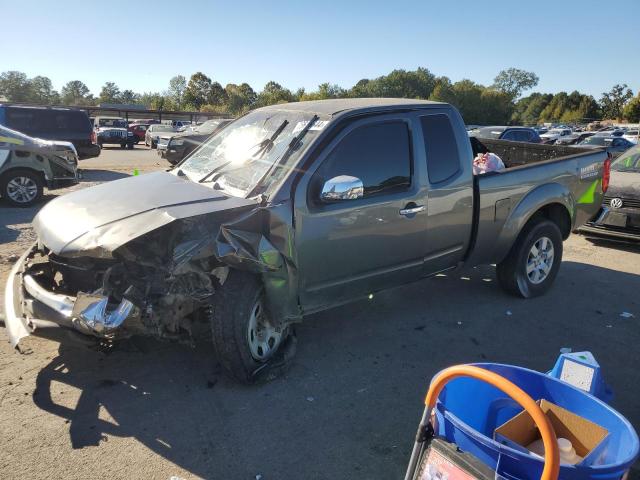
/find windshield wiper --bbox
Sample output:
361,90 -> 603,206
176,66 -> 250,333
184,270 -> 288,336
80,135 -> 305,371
198,160 -> 232,183
197,119 -> 289,184
250,115 -> 319,197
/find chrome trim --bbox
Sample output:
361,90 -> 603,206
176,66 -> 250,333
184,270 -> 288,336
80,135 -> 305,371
3,249 -> 32,348
23,275 -> 75,318
399,206 -> 425,216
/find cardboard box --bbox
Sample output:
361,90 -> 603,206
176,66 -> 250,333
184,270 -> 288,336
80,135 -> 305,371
494,399 -> 609,466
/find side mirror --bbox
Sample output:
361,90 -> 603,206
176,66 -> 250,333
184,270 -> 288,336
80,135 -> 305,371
320,175 -> 364,202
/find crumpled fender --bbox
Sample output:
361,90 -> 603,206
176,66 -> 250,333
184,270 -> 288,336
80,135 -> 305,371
214,200 -> 301,325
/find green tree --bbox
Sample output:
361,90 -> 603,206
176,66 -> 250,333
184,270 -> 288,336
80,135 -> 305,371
168,75 -> 187,109
119,89 -> 140,104
623,94 -> 640,122
224,83 -> 257,115
98,81 -> 121,104
347,67 -> 436,99
256,81 -> 295,106
428,76 -> 457,104
30,76 -> 59,104
60,80 -> 93,105
600,84 -> 633,120
0,71 -> 32,102
300,82 -> 346,101
208,81 -> 228,106
492,68 -> 539,100
184,72 -> 212,110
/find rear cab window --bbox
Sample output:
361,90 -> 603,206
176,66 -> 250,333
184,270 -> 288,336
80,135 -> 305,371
313,120 -> 412,199
420,114 -> 461,184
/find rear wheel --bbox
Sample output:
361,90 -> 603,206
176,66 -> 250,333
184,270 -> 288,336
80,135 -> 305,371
496,217 -> 563,298
209,271 -> 296,384
0,169 -> 44,207
496,217 -> 562,298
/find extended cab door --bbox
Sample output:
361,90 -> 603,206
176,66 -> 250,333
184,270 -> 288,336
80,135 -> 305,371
418,110 -> 474,274
294,113 -> 429,312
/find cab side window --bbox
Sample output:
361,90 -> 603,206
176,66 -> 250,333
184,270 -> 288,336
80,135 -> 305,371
421,114 -> 461,184
316,121 -> 411,198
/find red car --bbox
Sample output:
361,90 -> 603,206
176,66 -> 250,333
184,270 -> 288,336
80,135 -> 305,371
128,124 -> 149,143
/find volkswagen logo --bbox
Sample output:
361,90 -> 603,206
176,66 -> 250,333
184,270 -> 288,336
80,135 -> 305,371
610,198 -> 623,209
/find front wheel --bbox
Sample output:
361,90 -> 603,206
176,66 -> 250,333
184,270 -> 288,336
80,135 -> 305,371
209,271 -> 296,384
496,217 -> 563,298
0,169 -> 44,207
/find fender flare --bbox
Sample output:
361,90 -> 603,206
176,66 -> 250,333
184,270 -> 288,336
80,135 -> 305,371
493,182 -> 574,264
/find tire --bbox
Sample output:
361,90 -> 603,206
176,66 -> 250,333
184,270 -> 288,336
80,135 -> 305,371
209,270 -> 296,384
0,169 -> 44,207
98,141 -> 103,148
151,140 -> 157,149
496,217 -> 563,298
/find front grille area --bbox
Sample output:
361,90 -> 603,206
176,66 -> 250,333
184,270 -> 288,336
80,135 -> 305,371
603,196 -> 640,209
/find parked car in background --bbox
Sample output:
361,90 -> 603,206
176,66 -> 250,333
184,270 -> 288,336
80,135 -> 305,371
128,123 -> 149,143
623,129 -> 639,144
3,99 -> 609,383
574,135 -> 635,157
145,124 -> 177,148
540,128 -> 572,143
580,145 -> 640,241
172,120 -> 192,131
555,132 -> 595,145
0,125 -> 79,206
158,118 -> 232,164
469,126 -> 541,143
94,117 -> 135,149
0,104 -> 99,159
130,118 -> 160,126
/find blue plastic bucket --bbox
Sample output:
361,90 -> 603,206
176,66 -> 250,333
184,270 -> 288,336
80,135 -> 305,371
433,363 -> 639,480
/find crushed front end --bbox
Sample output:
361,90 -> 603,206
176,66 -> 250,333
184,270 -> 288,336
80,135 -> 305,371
4,220 -> 224,349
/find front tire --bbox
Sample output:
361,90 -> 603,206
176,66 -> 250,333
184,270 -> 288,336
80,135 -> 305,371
0,169 -> 44,207
496,217 -> 563,298
209,271 -> 295,384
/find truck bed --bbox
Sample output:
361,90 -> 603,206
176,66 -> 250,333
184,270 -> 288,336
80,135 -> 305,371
466,137 -> 609,266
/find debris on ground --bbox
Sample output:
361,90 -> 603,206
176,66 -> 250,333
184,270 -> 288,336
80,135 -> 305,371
620,312 -> 635,319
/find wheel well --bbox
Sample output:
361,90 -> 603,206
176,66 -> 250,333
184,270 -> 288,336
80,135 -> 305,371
532,203 -> 571,239
0,167 -> 44,184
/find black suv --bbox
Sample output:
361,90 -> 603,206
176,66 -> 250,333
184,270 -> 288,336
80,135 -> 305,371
0,104 -> 100,159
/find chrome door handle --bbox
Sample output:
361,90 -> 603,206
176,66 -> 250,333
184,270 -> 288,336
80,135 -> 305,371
399,205 -> 425,216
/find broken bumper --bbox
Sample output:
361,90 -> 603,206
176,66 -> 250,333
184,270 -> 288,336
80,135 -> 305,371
3,245 -> 135,348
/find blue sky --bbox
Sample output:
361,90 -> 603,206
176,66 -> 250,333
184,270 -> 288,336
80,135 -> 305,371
3,0 -> 639,98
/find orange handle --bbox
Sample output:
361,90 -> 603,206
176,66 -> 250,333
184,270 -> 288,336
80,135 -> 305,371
425,365 -> 560,480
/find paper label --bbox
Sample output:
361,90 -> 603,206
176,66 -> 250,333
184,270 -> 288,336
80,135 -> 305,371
292,120 -> 329,135
560,359 -> 594,392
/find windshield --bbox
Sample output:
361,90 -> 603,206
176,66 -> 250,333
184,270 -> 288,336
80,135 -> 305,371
177,109 -> 324,198
546,129 -> 563,135
580,136 -> 607,146
99,118 -> 127,128
611,146 -> 640,172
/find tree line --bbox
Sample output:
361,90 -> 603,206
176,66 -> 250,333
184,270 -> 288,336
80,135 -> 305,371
1,68 -> 639,124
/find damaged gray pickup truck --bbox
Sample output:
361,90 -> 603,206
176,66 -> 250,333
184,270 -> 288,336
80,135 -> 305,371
4,99 -> 611,383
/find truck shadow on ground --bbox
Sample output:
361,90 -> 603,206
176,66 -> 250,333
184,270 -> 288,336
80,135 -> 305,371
30,260 -> 640,479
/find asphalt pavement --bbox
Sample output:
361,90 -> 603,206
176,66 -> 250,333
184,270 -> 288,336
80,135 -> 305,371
1,147 -> 639,479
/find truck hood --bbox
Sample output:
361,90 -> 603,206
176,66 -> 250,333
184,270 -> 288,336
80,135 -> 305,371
33,171 -> 259,257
